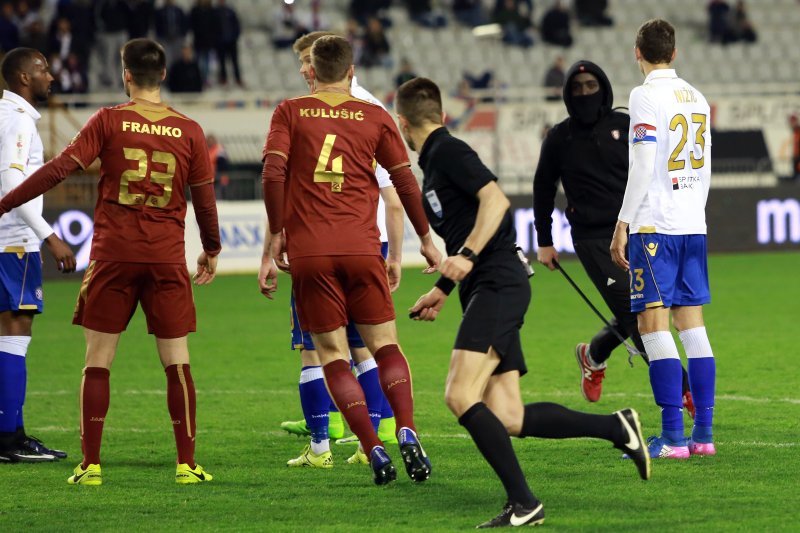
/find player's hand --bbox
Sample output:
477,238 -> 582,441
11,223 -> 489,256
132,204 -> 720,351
386,257 -> 402,292
269,231 -> 290,272
439,254 -> 473,282
537,246 -> 559,271
259,258 -> 279,299
419,233 -> 441,274
43,234 -> 76,273
610,222 -> 630,271
409,287 -> 447,321
194,251 -> 218,285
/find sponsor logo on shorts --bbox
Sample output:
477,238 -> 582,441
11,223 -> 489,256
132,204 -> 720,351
35,287 -> 43,300
646,243 -> 659,257
631,293 -> 644,300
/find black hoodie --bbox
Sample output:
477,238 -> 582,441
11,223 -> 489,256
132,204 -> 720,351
533,60 -> 630,245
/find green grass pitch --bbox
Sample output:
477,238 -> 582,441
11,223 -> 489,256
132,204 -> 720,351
1,252 -> 798,531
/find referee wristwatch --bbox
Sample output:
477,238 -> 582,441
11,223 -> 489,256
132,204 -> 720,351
457,246 -> 478,263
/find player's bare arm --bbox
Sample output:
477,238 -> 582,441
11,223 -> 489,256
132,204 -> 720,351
439,181 -> 510,282
381,185 -> 404,291
610,220 -> 630,271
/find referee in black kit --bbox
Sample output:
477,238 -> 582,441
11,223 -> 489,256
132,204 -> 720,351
533,60 -> 693,411
397,77 -> 649,529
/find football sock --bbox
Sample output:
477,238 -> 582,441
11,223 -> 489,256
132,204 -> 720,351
680,327 -> 716,440
459,402 -> 537,508
165,364 -> 196,468
323,359 -> 381,454
354,358 -> 383,431
520,402 -> 619,443
373,344 -> 416,434
80,367 -> 110,467
0,337 -> 28,435
298,366 -> 330,445
643,331 -> 684,443
377,416 -> 396,442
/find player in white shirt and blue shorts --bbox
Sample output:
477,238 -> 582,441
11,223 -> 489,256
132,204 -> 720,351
611,19 -> 717,459
0,48 -> 75,463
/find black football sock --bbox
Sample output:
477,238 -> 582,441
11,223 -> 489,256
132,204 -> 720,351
520,402 -> 622,444
459,402 -> 537,507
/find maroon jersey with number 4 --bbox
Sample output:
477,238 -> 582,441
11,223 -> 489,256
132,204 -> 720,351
263,92 -> 410,260
63,98 -> 212,263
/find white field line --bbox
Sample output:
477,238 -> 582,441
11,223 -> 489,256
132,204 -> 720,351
21,426 -> 800,448
27,389 -> 800,405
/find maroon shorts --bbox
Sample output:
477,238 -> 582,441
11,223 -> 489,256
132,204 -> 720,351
73,260 -> 196,338
291,255 -> 395,333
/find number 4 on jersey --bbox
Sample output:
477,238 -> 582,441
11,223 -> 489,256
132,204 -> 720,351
314,134 -> 345,192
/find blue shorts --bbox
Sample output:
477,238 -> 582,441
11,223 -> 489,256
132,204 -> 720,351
0,251 -> 44,314
290,242 -> 389,351
628,233 -> 710,312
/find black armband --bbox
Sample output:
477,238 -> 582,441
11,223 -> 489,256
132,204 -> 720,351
434,276 -> 456,296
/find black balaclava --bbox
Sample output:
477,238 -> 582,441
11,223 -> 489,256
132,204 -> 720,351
562,60 -> 614,128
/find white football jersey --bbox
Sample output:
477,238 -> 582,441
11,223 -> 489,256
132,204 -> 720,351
351,76 -> 392,242
627,69 -> 711,235
0,90 -> 47,251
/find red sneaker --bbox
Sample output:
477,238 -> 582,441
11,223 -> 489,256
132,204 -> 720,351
575,343 -> 606,402
683,391 -> 696,419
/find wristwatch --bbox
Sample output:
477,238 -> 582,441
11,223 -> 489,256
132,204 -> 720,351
457,246 -> 478,264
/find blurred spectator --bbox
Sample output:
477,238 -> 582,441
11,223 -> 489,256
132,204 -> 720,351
49,17 -> 74,61
543,55 -> 565,101
272,3 -> 306,49
96,0 -> 131,88
790,115 -> 800,180
453,0 -> 486,27
21,19 -> 48,55
168,45 -> 203,93
395,57 -> 417,88
128,0 -> 154,39
541,0 -> 573,47
405,0 -> 447,28
360,16 -> 392,68
155,0 -> 189,66
349,0 -> 391,27
574,0 -> 613,27
344,18 -> 364,66
207,135 -> 230,199
728,0 -> 757,43
708,0 -> 731,43
0,3 -> 20,53
52,52 -> 88,94
214,0 -> 242,87
296,0 -> 329,33
53,0 -> 94,66
13,1 -> 41,43
493,0 -> 534,48
190,0 -> 216,85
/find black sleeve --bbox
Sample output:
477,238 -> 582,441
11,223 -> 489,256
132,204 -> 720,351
438,138 -> 497,197
532,127 -> 562,247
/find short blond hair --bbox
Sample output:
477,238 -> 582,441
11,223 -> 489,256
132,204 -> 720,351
292,31 -> 338,54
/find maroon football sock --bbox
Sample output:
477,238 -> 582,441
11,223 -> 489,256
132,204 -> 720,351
323,359 -> 382,454
80,367 -> 110,467
373,344 -> 416,434
165,364 -> 196,468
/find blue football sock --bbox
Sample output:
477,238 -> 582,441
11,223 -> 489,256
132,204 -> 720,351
355,359 -> 382,432
643,332 -> 684,442
0,337 -> 30,434
680,327 -> 716,438
380,394 -> 394,420
298,366 -> 330,443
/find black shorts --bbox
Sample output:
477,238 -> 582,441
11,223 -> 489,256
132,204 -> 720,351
454,249 -> 530,376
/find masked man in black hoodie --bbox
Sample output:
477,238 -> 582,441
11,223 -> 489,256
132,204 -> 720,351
533,60 -> 693,413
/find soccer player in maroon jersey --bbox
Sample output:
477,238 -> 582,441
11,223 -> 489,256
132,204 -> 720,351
0,38 -> 221,486
260,35 -> 441,485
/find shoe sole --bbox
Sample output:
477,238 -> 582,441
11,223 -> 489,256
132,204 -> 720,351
372,462 -> 397,485
400,443 -> 431,482
619,409 -> 651,481
574,344 -> 595,403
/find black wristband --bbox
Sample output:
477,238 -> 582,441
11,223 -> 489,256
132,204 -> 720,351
457,245 -> 478,263
434,276 -> 456,296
